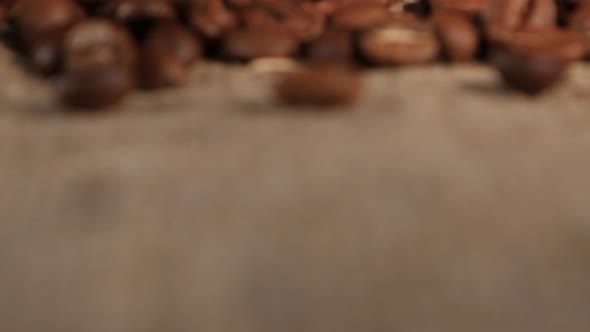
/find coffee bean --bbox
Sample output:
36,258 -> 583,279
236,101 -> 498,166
331,2 -> 392,30
138,22 -> 200,89
432,0 -> 488,16
183,0 -> 238,39
434,10 -> 479,61
360,18 -> 440,65
63,19 -> 137,71
508,28 -> 587,62
305,28 -> 354,63
5,0 -> 590,109
9,0 -> 85,50
58,64 -> 134,108
222,27 -> 298,61
274,65 -> 363,106
494,47 -> 567,95
485,0 -> 558,44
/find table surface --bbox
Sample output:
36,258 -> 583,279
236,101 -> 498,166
2,45 -> 590,331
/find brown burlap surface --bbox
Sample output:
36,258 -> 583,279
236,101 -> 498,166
2,45 -> 590,331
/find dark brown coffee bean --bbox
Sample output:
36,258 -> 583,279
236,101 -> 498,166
28,35 -> 63,75
360,19 -> 440,65
63,19 -> 137,71
0,5 -> 7,24
331,2 -> 392,30
139,49 -> 188,89
485,0 -> 558,44
492,0 -> 557,29
59,19 -> 137,108
58,64 -> 134,109
274,65 -> 363,106
142,22 -> 201,66
184,0 -> 238,39
222,27 -> 299,61
508,28 -> 587,62
138,22 -> 200,89
568,2 -> 590,46
5,0 -> 588,106
9,0 -> 85,49
8,0 -> 85,74
434,11 -> 479,61
305,28 -> 354,63
239,2 -> 325,41
431,0 -> 488,15
494,47 -> 567,95
112,0 -> 177,39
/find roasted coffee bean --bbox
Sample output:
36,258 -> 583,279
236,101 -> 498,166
142,22 -> 201,66
360,18 -> 440,65
5,0 -> 590,109
431,0 -> 488,15
111,0 -> 177,39
63,19 -> 137,71
59,19 -> 137,108
239,2 -> 325,41
58,64 -> 134,108
494,47 -> 568,95
139,49 -> 189,89
0,5 -> 7,24
507,28 -> 587,62
9,0 -> 85,49
434,10 -> 479,61
486,0 -> 558,44
331,2 -> 392,30
305,28 -> 354,63
183,0 -> 238,39
274,65 -> 363,106
28,35 -> 63,75
138,22 -> 200,89
222,27 -> 298,61
568,2 -> 590,44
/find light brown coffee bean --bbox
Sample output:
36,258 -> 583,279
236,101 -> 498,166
360,19 -> 440,65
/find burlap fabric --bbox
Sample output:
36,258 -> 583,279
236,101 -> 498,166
2,45 -> 590,331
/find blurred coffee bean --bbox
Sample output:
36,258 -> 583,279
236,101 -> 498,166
331,2 -> 392,30
494,47 -> 568,95
58,64 -> 134,108
63,19 -> 137,71
112,0 -> 177,39
275,65 -> 363,106
9,0 -> 85,49
431,0 -> 488,16
485,0 -> 558,44
223,27 -> 298,61
508,28 -> 587,62
305,28 -> 354,63
138,22 -> 200,89
183,0 -> 238,39
360,19 -> 440,65
5,0 -> 590,108
434,10 -> 479,61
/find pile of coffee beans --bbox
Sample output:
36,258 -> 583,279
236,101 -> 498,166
0,0 -> 589,109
